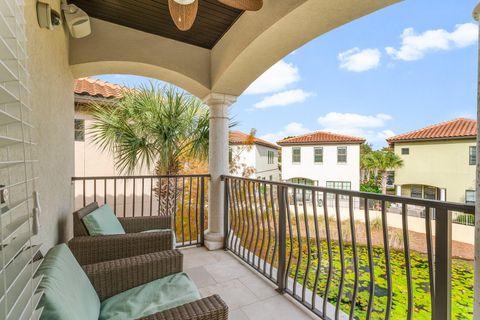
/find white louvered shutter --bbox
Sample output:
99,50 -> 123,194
0,0 -> 42,319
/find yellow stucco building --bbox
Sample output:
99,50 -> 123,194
387,118 -> 476,204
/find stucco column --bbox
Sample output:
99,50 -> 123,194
395,185 -> 402,196
439,188 -> 446,201
203,93 -> 237,250
473,3 -> 480,318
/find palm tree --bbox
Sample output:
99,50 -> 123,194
375,150 -> 403,194
89,84 -> 210,215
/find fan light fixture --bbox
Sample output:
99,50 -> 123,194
169,0 -> 198,31
168,0 -> 263,31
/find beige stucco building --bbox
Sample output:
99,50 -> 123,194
388,118 -> 476,204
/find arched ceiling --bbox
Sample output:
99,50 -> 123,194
69,0 -> 401,99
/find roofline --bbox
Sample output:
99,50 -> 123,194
388,135 -> 476,144
277,140 -> 366,146
230,141 -> 280,150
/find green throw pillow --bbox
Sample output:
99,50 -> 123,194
82,204 -> 126,235
37,244 -> 101,320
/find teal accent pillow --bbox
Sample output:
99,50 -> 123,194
37,244 -> 101,320
82,204 -> 126,235
99,272 -> 200,320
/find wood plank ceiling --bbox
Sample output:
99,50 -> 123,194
70,0 -> 243,49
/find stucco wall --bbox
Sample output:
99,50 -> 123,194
25,0 -> 74,249
255,145 -> 279,180
281,144 -> 361,190
393,139 -> 476,203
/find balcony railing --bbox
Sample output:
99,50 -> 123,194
72,174 -> 209,247
72,174 -> 475,319
222,175 -> 475,320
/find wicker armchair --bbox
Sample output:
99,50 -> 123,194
83,250 -> 228,320
69,202 -> 175,265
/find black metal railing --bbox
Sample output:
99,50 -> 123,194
72,174 -> 209,247
222,175 -> 475,320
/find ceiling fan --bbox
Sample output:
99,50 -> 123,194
168,0 -> 263,31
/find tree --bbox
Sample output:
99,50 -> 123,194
360,143 -> 374,183
376,150 -> 403,194
360,147 -> 403,194
89,84 -> 210,215
229,129 -> 256,177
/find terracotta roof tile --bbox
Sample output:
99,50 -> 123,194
229,131 -> 279,149
387,118 -> 477,143
277,131 -> 365,145
74,77 -> 124,99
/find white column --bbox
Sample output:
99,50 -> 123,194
203,93 -> 237,250
440,188 -> 446,201
395,185 -> 402,196
473,4 -> 480,318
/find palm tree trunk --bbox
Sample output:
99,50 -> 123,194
381,172 -> 388,194
155,163 -> 182,217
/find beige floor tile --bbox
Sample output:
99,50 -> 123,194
229,309 -> 249,320
185,266 -> 217,288
241,295 -> 315,320
181,247 -> 218,269
204,259 -> 256,283
238,274 -> 278,300
199,279 -> 257,310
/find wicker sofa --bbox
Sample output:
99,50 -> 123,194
69,202 -> 175,265
37,244 -> 228,320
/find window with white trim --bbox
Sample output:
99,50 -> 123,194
469,146 -> 476,165
74,119 -> 85,141
337,147 -> 347,163
314,147 -> 323,163
292,147 -> 301,164
267,150 -> 275,164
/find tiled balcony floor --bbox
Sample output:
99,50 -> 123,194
181,247 -> 316,320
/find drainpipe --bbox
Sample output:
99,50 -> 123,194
203,93 -> 237,250
473,3 -> 480,318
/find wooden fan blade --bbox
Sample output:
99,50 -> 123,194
218,0 -> 263,11
168,0 -> 198,31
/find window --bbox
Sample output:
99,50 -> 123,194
314,147 -> 323,163
269,175 -> 273,181
424,186 -> 437,200
411,185 -> 423,198
292,147 -> 301,163
466,190 -> 475,205
268,150 -> 275,164
386,171 -> 395,187
401,148 -> 410,155
326,181 -> 351,190
469,146 -> 476,165
74,119 -> 85,142
337,147 -> 347,163
229,147 -> 233,163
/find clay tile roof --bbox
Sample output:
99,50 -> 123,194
277,131 -> 365,146
74,77 -> 124,99
387,118 -> 477,143
229,131 -> 279,150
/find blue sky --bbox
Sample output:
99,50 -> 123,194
97,0 -> 479,149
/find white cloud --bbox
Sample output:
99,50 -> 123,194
386,23 -> 478,61
338,48 -> 381,72
317,112 -> 394,144
318,112 -> 392,128
245,60 -> 300,94
254,89 -> 312,109
260,122 -> 310,143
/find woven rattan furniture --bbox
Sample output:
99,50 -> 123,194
69,202 -> 175,265
38,245 -> 229,320
84,250 -> 228,320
